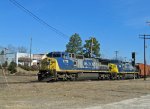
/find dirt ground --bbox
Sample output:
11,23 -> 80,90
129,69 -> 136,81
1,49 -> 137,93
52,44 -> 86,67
0,69 -> 150,109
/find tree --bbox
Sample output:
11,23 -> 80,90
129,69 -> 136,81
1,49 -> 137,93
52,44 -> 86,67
2,61 -> 8,68
8,61 -> 17,74
0,50 -> 4,55
18,46 -> 28,53
7,45 -> 17,53
83,37 -> 100,58
66,33 -> 83,54
0,50 -> 5,65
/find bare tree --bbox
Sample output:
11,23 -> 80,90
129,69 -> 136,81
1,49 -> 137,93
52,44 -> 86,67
7,45 -> 17,53
18,46 -> 28,53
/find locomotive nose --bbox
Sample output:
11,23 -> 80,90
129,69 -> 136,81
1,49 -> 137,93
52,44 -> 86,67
46,58 -> 60,71
108,63 -> 118,73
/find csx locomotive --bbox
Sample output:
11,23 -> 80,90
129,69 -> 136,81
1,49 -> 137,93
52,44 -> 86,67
38,52 -> 139,81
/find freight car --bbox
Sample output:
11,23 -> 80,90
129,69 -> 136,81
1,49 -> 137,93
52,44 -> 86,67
38,52 -> 139,81
136,64 -> 150,77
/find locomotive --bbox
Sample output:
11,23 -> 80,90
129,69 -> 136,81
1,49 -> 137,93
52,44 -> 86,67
38,52 -> 139,81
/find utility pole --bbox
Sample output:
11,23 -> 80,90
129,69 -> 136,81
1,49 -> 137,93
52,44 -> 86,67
139,34 -> 150,80
115,51 -> 119,60
132,52 -> 136,80
90,37 -> 93,58
124,57 -> 127,62
2,48 -> 9,87
4,48 -> 8,62
30,38 -> 32,67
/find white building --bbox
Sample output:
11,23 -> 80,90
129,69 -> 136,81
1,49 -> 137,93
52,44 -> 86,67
16,53 -> 45,66
0,50 -> 45,66
32,54 -> 45,65
16,52 -> 33,66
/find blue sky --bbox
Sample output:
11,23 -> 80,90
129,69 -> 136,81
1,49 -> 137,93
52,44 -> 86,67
0,0 -> 150,63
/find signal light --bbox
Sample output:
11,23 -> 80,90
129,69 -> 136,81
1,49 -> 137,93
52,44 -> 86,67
132,52 -> 135,66
132,52 -> 135,59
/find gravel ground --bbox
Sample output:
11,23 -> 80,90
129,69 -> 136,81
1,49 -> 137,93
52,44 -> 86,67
83,95 -> 150,109
0,70 -> 150,109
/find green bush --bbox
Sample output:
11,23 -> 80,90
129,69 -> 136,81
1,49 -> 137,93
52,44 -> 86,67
8,61 -> 17,74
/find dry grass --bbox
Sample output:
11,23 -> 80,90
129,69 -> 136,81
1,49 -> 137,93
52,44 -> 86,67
0,70 -> 150,109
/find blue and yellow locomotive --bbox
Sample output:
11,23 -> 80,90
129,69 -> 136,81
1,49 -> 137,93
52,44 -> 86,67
38,52 -> 139,81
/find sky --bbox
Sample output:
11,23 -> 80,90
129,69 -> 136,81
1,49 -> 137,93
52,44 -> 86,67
1,0 -> 150,63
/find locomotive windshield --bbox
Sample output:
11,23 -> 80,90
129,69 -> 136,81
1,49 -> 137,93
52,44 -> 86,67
47,52 -> 61,57
47,52 -> 68,58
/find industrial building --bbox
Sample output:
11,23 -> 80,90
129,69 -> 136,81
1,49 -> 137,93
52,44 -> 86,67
0,48 -> 44,66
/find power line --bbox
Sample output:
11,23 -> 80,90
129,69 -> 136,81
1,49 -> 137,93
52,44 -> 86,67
9,0 -> 69,39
